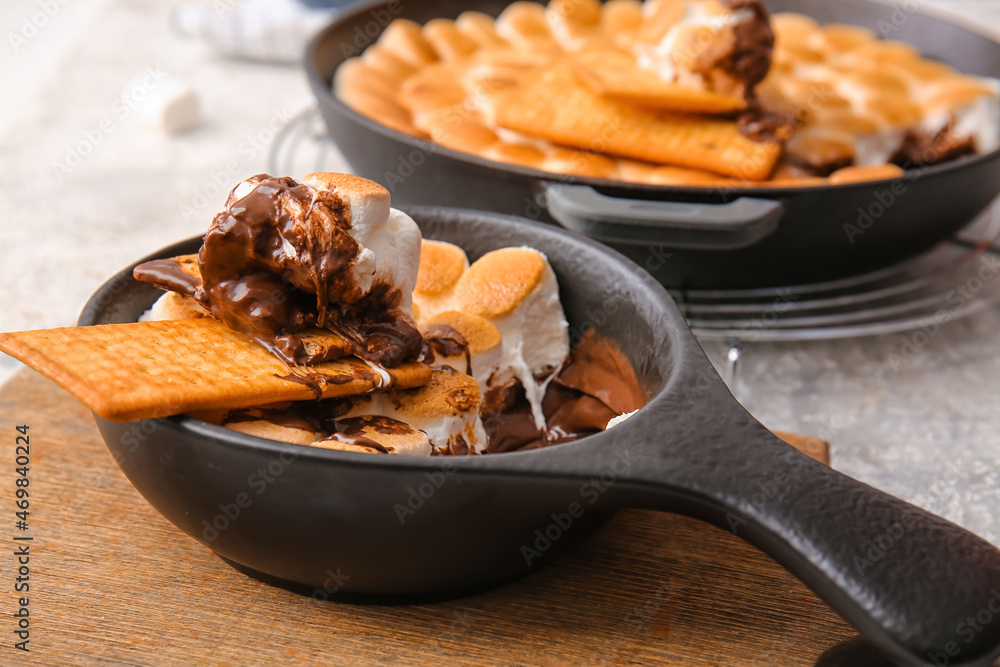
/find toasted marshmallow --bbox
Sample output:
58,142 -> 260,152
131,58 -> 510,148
601,0 -> 643,38
378,18 -> 440,67
545,0 -> 602,51
607,409 -> 638,429
215,406 -> 318,445
336,369 -> 487,454
455,11 -> 511,50
141,292 -> 209,322
413,239 -> 470,318
918,77 -> 1000,155
637,0 -> 761,97
225,419 -> 316,445
311,416 -> 431,456
454,247 -> 569,429
495,2 -> 562,54
397,63 -> 469,113
768,16 -> 1000,173
301,173 -> 422,315
419,310 -> 504,388
423,19 -> 479,61
334,58 -> 400,102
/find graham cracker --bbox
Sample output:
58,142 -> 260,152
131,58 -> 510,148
572,49 -> 747,114
493,63 -> 781,180
0,318 -> 431,422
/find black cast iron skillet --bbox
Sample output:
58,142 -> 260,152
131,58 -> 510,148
84,208 -> 1000,666
306,0 -> 1000,289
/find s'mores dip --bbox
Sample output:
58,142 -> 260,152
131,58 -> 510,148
334,0 -> 1000,187
0,172 -> 645,457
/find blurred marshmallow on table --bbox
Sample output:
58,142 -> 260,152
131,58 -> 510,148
171,0 -> 349,65
124,75 -> 201,135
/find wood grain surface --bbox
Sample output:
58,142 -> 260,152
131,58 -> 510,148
0,369 -> 861,666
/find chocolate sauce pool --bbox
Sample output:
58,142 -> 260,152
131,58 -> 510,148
483,330 -> 645,453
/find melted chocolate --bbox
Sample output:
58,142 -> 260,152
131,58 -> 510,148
785,154 -> 855,178
482,380 -> 546,454
222,408 -> 315,432
133,258 -> 201,297
317,432 -> 389,454
419,325 -> 472,375
725,0 -> 774,99
188,174 -> 420,368
891,124 -> 976,167
483,330 -> 646,453
273,369 -> 359,400
338,415 -> 412,436
737,106 -> 795,144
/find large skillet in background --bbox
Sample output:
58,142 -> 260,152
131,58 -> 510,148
84,209 -> 1000,667
307,0 -> 1000,289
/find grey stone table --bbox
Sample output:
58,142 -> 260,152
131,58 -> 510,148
2,0 -> 999,548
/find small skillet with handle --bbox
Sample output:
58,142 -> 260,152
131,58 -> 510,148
86,208 -> 1000,666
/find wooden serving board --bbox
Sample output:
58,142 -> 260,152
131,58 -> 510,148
0,370 -> 859,665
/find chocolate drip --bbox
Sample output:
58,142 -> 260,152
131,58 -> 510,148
133,257 -> 201,297
483,330 -> 646,454
418,324 -> 472,376
725,0 -> 774,99
190,174 -> 420,369
315,415 -> 426,453
316,432 -> 389,454
337,415 -> 412,436
273,369 -> 360,400
737,106 -> 795,144
319,284 -> 422,370
482,380 -> 546,454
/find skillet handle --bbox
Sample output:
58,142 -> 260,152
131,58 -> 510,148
613,407 -> 1000,667
543,183 -> 783,249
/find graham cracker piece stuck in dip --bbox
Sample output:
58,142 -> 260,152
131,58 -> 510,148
0,319 -> 431,422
